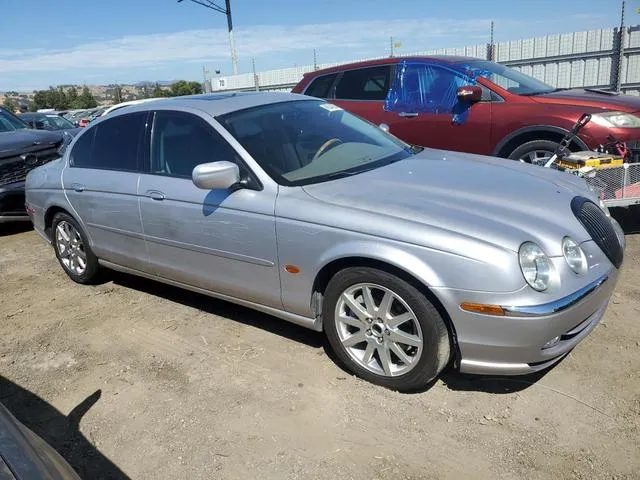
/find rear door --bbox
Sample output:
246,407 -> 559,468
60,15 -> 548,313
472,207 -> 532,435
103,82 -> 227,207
331,65 -> 393,125
62,112 -> 149,271
380,62 -> 493,154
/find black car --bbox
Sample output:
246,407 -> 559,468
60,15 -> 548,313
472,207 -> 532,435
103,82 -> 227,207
0,401 -> 80,479
0,107 -> 65,222
19,112 -> 79,132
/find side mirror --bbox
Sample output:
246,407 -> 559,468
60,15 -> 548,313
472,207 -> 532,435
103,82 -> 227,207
192,161 -> 240,190
34,120 -> 46,129
456,85 -> 482,103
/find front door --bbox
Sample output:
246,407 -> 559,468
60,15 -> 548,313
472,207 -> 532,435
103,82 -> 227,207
62,111 -> 149,271
381,61 -> 493,155
138,109 -> 282,309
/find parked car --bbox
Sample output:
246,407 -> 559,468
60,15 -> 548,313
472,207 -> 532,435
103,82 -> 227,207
77,109 -> 99,128
292,56 -> 640,163
19,112 -> 79,132
0,107 -> 65,222
0,401 -> 80,479
25,93 -> 624,391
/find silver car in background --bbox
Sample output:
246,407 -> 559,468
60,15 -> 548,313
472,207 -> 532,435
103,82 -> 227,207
25,93 -> 625,391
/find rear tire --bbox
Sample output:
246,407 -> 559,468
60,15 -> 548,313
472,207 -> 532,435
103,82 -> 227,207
508,139 -> 560,164
51,212 -> 100,284
323,267 -> 450,392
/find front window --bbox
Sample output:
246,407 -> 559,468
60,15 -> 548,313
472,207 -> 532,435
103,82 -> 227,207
218,100 -> 414,186
0,108 -> 28,132
461,59 -> 555,96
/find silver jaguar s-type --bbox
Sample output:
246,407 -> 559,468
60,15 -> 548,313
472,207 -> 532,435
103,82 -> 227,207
25,92 -> 625,391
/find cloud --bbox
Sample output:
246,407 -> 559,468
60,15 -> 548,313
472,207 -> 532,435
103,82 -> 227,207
2,13 -> 608,89
0,17 -> 494,77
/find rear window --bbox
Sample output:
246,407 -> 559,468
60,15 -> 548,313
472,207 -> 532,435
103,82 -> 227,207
70,112 -> 147,171
304,73 -> 338,98
334,66 -> 392,101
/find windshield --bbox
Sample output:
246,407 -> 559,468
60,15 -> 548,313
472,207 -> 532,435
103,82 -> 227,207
462,59 -> 556,96
0,108 -> 29,132
46,115 -> 75,129
218,100 -> 413,186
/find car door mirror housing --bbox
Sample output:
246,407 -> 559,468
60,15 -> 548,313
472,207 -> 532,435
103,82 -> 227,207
456,85 -> 482,103
192,161 -> 241,190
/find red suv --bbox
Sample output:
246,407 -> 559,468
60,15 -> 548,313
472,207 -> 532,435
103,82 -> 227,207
292,56 -> 640,162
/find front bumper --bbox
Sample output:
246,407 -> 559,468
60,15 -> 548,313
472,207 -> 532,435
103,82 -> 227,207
0,181 -> 28,223
434,263 -> 620,376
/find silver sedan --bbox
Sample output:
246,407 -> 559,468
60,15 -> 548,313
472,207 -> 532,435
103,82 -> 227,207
25,92 -> 625,391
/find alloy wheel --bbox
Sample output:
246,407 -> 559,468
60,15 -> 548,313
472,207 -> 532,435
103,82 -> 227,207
334,283 -> 423,377
55,221 -> 87,275
520,149 -> 554,165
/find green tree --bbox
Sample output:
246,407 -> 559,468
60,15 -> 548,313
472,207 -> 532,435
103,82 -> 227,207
52,87 -> 69,110
169,80 -> 203,97
33,90 -> 52,109
67,88 -> 80,108
77,86 -> 98,108
152,83 -> 172,98
2,97 -> 17,112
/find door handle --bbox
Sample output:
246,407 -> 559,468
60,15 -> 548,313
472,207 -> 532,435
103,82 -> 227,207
70,183 -> 85,192
398,112 -> 419,118
146,190 -> 165,201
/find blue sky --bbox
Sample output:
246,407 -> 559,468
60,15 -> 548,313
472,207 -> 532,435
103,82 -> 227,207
1,0 -> 634,91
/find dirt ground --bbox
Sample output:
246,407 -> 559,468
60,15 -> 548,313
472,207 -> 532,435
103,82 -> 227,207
1,210 -> 639,480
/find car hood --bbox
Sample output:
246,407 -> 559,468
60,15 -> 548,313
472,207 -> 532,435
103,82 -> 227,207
0,129 -> 63,159
529,88 -> 640,112
302,149 -> 598,255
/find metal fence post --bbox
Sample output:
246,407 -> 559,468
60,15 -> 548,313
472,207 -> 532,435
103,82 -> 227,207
612,1 -> 626,92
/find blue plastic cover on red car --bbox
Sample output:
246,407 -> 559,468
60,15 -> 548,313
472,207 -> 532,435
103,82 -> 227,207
384,59 -> 490,124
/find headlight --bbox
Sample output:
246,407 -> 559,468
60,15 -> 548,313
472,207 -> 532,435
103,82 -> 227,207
590,111 -> 640,128
518,242 -> 557,291
562,237 -> 587,274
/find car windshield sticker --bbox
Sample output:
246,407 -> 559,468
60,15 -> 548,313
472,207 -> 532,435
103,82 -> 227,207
319,103 -> 343,112
384,59 -> 483,124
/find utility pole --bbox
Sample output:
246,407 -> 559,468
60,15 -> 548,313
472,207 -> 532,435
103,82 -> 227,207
313,48 -> 318,71
390,36 -> 394,58
178,0 -> 239,75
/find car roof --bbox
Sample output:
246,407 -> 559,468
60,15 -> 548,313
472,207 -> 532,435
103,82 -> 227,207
306,55 -> 479,77
120,92 -> 314,117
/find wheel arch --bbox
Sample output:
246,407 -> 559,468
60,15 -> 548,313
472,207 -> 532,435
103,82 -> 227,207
492,125 -> 589,158
44,205 -> 82,241
311,255 -> 460,367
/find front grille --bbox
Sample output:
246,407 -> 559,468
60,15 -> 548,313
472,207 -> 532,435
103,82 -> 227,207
0,147 -> 60,186
571,196 -> 623,268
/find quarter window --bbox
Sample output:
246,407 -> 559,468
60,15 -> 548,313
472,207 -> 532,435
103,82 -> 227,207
70,112 -> 146,171
150,111 -> 241,178
304,73 -> 338,98
334,66 -> 392,101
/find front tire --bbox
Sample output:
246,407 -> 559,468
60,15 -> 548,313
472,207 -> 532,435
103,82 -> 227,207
508,139 -> 560,164
51,212 -> 100,284
323,267 -> 450,392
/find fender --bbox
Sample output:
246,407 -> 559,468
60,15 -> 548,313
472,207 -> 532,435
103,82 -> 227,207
492,124 -> 589,157
314,240 -> 446,291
